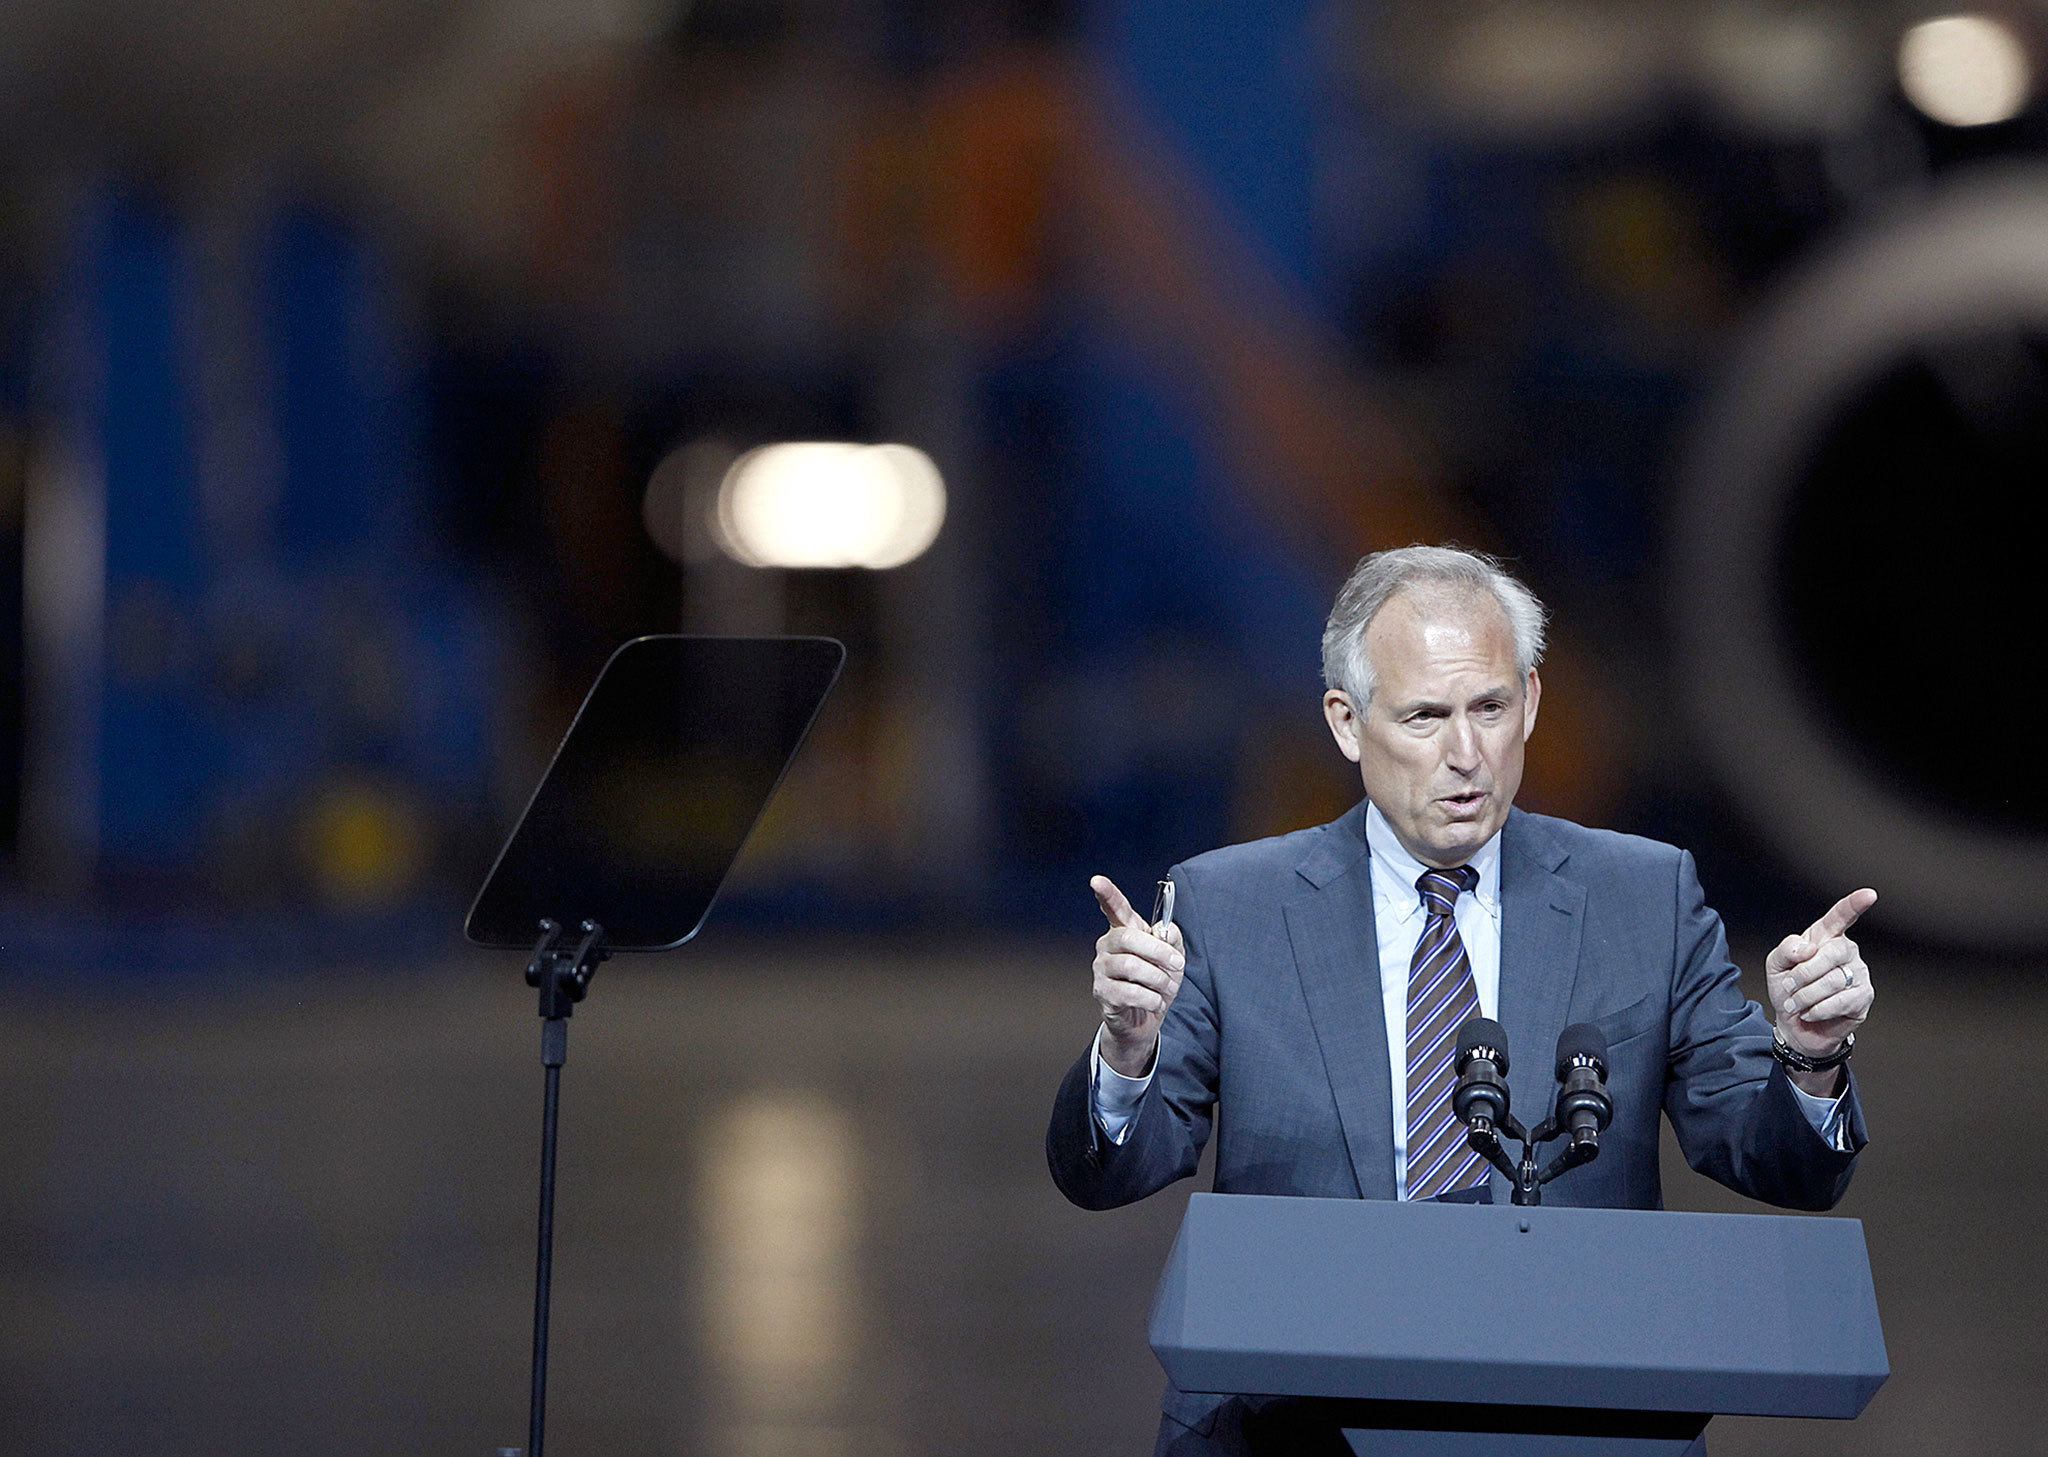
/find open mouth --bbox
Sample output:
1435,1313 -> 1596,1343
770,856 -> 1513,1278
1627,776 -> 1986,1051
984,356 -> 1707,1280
1440,790 -> 1488,812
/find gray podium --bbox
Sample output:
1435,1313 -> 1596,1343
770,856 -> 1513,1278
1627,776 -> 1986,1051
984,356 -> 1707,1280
1149,1194 -> 1887,1455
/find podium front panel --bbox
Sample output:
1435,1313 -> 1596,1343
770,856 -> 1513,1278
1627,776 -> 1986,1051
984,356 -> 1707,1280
1149,1194 -> 1886,1419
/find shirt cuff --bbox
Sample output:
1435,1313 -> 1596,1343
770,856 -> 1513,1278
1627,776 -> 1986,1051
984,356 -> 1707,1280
1090,1023 -> 1157,1146
1787,1075 -> 1852,1152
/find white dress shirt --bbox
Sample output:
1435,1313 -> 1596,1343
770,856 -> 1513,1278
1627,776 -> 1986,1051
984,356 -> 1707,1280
1091,803 -> 1849,1191
1359,801 -> 1502,1197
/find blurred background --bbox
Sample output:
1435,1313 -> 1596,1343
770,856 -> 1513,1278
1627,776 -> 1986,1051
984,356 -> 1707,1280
4,0 -> 2045,1452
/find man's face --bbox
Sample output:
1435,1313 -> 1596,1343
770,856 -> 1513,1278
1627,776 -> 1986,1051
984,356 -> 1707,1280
1322,589 -> 1540,868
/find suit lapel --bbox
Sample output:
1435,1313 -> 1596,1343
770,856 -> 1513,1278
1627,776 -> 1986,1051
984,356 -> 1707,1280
1494,810 -> 1587,1197
1284,803 -> 1396,1200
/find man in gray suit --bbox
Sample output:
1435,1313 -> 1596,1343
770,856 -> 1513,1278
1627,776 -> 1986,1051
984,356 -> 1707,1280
1046,546 -> 1874,1454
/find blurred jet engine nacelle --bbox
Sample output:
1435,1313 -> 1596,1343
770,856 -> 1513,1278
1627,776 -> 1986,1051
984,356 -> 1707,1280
1673,168 -> 2048,947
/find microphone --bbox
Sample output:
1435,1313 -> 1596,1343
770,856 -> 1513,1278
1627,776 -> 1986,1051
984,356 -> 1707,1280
1553,1022 -> 1613,1153
1452,1017 -> 1512,1134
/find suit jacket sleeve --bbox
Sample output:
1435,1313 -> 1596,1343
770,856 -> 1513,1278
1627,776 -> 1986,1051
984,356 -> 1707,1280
1665,849 -> 1868,1210
1046,863 -> 1222,1210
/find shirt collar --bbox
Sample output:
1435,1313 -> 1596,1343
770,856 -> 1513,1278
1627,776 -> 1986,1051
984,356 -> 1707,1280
1364,800 -> 1502,923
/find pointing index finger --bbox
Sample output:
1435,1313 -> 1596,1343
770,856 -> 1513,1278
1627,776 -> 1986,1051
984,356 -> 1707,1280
1806,888 -> 1877,943
1091,875 -> 1147,931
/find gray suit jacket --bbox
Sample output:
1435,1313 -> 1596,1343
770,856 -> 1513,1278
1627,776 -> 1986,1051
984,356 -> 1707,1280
1046,802 -> 1867,1448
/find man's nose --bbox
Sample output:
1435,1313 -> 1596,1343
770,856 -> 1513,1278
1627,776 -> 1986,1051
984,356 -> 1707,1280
1444,716 -> 1481,772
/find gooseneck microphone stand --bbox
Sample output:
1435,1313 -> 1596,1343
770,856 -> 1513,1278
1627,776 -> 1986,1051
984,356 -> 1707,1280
1482,1107 -> 1601,1205
1463,1107 -> 1583,1205
523,919 -> 611,1457
1455,1036 -> 1612,1206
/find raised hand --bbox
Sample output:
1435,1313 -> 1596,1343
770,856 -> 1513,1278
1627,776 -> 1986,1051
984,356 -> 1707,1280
1766,888 -> 1877,1063
1090,875 -> 1187,1077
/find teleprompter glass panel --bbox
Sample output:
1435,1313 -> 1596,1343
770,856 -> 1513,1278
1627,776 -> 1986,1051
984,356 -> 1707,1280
465,635 -> 845,951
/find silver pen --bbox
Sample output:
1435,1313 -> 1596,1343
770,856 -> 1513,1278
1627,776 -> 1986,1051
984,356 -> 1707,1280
1150,878 -> 1175,934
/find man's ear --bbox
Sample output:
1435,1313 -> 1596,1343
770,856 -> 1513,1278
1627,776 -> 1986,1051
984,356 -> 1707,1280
1323,689 -> 1363,763
1522,668 -> 1542,741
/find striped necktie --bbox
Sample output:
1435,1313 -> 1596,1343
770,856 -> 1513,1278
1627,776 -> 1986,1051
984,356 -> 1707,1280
1405,864 -> 1489,1200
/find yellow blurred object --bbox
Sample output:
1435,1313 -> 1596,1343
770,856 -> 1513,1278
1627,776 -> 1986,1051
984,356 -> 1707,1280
1559,174 -> 1730,337
299,780 -> 430,906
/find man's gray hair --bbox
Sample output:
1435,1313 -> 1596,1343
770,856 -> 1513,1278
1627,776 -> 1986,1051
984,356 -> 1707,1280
1320,545 -> 1547,711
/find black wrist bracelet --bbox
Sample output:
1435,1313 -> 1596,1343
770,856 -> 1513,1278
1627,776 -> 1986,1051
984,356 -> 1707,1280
1772,1026 -> 1855,1074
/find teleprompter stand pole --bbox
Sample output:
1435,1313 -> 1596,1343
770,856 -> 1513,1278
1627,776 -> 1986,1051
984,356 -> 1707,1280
465,635 -> 847,1455
522,918 -> 610,1457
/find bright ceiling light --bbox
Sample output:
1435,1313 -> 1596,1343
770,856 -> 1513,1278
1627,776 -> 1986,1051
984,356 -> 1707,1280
712,442 -> 946,570
1899,14 -> 2032,127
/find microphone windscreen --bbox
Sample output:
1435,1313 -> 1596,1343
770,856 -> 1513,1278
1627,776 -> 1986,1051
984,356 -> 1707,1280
1555,1021 -> 1609,1076
1456,1017 -> 1510,1074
